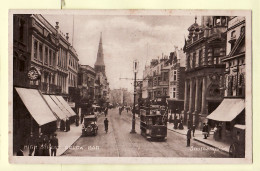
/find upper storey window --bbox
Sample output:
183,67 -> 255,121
214,16 -> 227,27
240,26 -> 245,35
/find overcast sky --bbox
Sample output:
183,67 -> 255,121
43,14 -> 200,92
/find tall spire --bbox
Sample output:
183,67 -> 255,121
95,32 -> 105,66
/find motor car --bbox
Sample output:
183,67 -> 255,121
82,115 -> 98,136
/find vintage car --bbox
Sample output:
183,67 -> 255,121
82,115 -> 98,136
229,124 -> 245,158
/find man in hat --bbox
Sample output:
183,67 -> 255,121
50,133 -> 59,156
27,133 -> 35,156
186,128 -> 192,147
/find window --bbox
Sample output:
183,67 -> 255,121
49,49 -> 52,66
231,30 -> 236,38
39,44 -> 43,61
45,47 -> 48,64
173,88 -> 176,98
19,19 -> 25,42
198,50 -> 202,66
33,40 -> 38,59
240,26 -> 245,35
173,70 -> 177,81
193,53 -> 196,68
215,17 -> 221,26
19,59 -> 25,72
52,52 -> 55,66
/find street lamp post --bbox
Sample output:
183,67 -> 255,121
130,60 -> 138,134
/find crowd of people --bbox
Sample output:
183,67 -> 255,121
17,133 -> 59,156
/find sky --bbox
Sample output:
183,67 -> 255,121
43,14 -> 201,92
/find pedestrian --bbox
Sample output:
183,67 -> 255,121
26,133 -> 35,156
187,119 -> 191,129
16,145 -> 24,156
202,123 -> 208,139
174,116 -> 178,129
42,134 -> 50,156
178,120 -> 184,130
186,128 -> 192,147
50,133 -> 59,156
60,119 -> 65,131
34,133 -> 43,156
126,107 -> 129,113
66,117 -> 70,132
75,114 -> 79,126
169,114 -> 173,123
104,118 -> 109,133
206,122 -> 210,137
192,124 -> 196,137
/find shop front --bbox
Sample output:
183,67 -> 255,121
13,87 -> 57,153
207,98 -> 245,142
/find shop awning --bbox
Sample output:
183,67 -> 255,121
43,95 -> 67,120
56,96 -> 77,116
49,95 -> 71,117
15,88 -> 57,126
207,98 -> 245,122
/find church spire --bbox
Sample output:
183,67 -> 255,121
95,32 -> 105,66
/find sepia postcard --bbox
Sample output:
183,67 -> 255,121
8,9 -> 252,164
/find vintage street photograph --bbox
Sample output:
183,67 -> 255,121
9,10 -> 252,163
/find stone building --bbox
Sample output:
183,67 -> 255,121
142,56 -> 169,100
207,16 -> 246,138
183,16 -> 230,128
12,14 -> 78,153
94,33 -> 110,105
166,47 -> 186,114
78,65 -> 96,101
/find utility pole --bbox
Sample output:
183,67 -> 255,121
130,60 -> 138,134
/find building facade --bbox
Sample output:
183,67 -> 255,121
166,47 -> 186,114
78,65 -> 96,101
207,16 -> 246,140
183,16 -> 229,128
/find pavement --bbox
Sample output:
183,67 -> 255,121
23,123 -> 82,156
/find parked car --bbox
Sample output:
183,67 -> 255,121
82,115 -> 98,136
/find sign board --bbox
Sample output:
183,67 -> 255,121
68,102 -> 75,108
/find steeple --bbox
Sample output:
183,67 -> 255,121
95,32 -> 105,66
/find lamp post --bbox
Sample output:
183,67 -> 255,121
130,60 -> 138,134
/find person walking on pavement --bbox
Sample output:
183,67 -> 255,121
192,124 -> 196,137
27,133 -> 35,156
104,118 -> 109,133
50,133 -> 59,156
34,133 -> 43,156
202,123 -> 208,139
186,127 -> 192,147
105,107 -> 108,117
42,134 -> 50,156
206,122 -> 210,137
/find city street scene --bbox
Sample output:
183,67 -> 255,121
10,10 -> 251,163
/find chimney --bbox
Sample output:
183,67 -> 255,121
55,22 -> 59,30
66,33 -> 69,40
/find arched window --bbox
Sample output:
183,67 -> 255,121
240,26 -> 245,35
